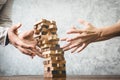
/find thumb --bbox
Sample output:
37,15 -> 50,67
67,26 -> 77,33
71,26 -> 77,30
21,30 -> 34,39
79,19 -> 94,29
26,30 -> 34,37
11,23 -> 22,32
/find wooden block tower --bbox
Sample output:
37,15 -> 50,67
34,19 -> 66,78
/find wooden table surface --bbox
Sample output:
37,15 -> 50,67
0,75 -> 120,80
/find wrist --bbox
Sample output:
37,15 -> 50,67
97,27 -> 103,38
92,27 -> 103,42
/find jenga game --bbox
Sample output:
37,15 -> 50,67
34,19 -> 66,78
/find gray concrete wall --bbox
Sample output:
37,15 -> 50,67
0,0 -> 120,75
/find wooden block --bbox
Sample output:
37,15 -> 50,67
41,24 -> 49,29
42,50 -> 55,55
44,70 -> 66,75
41,44 -> 57,49
46,66 -> 66,71
42,53 -> 65,58
34,25 -> 37,29
57,63 -> 66,67
42,54 -> 50,58
43,20 -> 51,25
51,20 -> 56,25
48,35 -> 59,41
56,56 -> 63,61
49,25 -> 57,30
44,74 -> 66,78
37,24 -> 42,31
44,77 -> 66,80
44,66 -> 66,73
55,50 -> 64,55
41,27 -> 48,32
34,29 -> 40,34
41,44 -> 54,49
44,71 -> 66,78
41,31 -> 48,35
34,19 -> 46,26
41,40 -> 58,44
41,45 -> 61,52
42,50 -> 63,55
50,30 -> 57,35
34,34 -> 41,39
44,63 -> 65,68
33,19 -> 66,78
43,60 -> 66,65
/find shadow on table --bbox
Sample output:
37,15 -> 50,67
44,77 -> 66,80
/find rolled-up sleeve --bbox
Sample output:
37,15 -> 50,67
0,0 -> 14,46
0,27 -> 9,45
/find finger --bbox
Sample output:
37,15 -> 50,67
33,48 -> 44,58
71,46 -> 79,53
62,43 -> 71,51
63,44 -> 72,51
79,19 -> 94,28
34,19 -> 46,26
10,34 -> 35,49
69,42 -> 82,49
24,49 -> 36,56
69,26 -> 77,30
15,40 -> 35,49
31,56 -> 34,59
61,42 -> 71,49
29,48 -> 37,56
67,33 -> 97,42
63,46 -> 71,51
26,30 -> 34,36
11,23 -> 22,32
34,46 -> 45,58
67,29 -> 84,34
77,43 -> 88,53
20,30 -> 34,40
60,38 -> 67,41
36,53 -> 44,58
66,35 -> 82,42
71,26 -> 77,29
17,46 -> 34,56
30,53 -> 36,59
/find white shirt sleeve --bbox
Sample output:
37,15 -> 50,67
0,0 -> 13,46
0,27 -> 9,46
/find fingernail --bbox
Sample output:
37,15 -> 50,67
66,39 -> 71,42
31,56 -> 34,59
31,56 -> 33,59
66,32 -> 70,34
17,23 -> 21,27
66,40 -> 69,42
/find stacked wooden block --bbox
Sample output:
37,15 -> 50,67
34,19 -> 66,78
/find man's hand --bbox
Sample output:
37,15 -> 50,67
61,20 -> 101,53
8,23 -> 42,58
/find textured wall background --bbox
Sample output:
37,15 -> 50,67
0,0 -> 120,75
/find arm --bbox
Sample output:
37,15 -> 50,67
61,19 -> 120,53
0,0 -> 42,58
96,22 -> 120,41
0,0 -> 13,46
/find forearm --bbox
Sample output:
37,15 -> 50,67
95,22 -> 120,42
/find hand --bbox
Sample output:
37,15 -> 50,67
61,19 -> 101,53
8,23 -> 42,58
